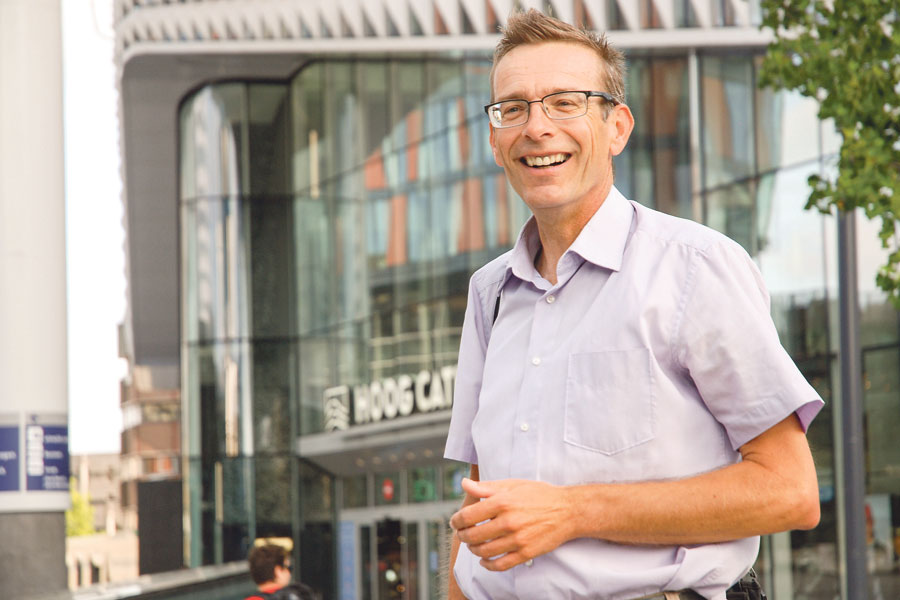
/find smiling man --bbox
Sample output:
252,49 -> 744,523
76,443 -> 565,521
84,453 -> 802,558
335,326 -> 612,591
443,10 -> 823,600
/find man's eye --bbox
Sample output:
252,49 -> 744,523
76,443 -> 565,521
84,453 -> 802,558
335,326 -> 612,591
550,97 -> 579,110
501,104 -> 522,116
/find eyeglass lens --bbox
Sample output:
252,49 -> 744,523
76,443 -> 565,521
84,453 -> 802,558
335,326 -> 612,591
490,91 -> 589,127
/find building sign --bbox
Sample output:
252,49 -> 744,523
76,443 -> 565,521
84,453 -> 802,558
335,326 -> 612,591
323,366 -> 456,432
0,420 -> 19,492
25,416 -> 69,492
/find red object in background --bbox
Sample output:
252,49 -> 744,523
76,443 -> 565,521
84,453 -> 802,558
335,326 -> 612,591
382,478 -> 394,502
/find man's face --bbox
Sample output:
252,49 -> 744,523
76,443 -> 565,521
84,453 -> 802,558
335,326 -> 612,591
489,42 -> 632,216
275,560 -> 292,586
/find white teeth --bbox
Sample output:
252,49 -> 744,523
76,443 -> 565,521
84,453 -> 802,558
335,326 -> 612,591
524,153 -> 567,167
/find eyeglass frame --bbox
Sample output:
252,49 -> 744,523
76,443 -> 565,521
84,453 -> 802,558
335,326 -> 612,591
483,90 -> 621,129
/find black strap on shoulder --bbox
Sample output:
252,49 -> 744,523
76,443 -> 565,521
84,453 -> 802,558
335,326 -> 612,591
492,289 -> 501,325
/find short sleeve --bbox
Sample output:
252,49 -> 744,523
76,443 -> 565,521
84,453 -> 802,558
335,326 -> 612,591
675,241 -> 823,450
444,275 -> 489,464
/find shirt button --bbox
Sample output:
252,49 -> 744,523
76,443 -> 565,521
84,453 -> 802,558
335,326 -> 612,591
546,295 -> 556,304
531,356 -> 541,366
520,423 -> 529,432
525,559 -> 534,567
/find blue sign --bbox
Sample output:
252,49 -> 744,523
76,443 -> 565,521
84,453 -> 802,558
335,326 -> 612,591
338,521 -> 357,600
0,426 -> 19,492
25,424 -> 69,492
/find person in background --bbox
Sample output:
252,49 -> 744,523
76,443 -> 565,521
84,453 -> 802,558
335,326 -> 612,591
245,543 -> 317,600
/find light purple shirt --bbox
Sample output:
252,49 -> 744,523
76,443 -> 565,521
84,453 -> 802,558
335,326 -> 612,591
444,187 -> 823,600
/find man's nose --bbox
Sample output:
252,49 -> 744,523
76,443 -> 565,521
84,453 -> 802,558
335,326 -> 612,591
523,101 -> 555,137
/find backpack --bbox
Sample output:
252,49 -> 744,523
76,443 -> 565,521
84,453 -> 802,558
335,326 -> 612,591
245,582 -> 317,600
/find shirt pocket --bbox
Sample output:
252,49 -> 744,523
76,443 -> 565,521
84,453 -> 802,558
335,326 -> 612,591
564,348 -> 656,455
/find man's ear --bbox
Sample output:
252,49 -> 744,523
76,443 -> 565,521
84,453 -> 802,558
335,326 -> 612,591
488,124 -> 502,167
608,104 -> 635,157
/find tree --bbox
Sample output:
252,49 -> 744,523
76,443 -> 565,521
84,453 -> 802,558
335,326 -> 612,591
759,0 -> 900,306
66,478 -> 95,537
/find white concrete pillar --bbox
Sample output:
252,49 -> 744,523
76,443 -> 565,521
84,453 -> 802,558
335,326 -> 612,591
0,0 -> 69,595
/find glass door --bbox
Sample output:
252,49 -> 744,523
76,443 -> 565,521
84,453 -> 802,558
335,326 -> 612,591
345,508 -> 455,599
376,519 -> 405,599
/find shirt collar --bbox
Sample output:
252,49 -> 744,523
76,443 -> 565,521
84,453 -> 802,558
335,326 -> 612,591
505,186 -> 634,282
569,186 -> 633,272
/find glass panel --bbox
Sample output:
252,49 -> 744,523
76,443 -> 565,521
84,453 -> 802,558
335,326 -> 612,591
621,57 -> 691,216
362,62 -> 391,158
185,195 -> 251,342
360,525 -> 373,600
864,347 -> 900,494
294,191 -> 334,336
221,455 -> 253,562
755,76 -> 821,173
864,347 -> 900,597
251,337 -> 295,538
255,455 -> 293,539
426,520 -> 445,600
424,61 -> 464,138
291,62 -> 324,195
701,55 -> 755,189
405,522 -> 419,600
182,199 -> 199,343
375,472 -> 402,506
323,62 -> 359,181
408,466 -> 437,503
376,519 -> 404,600
179,98 -> 197,201
393,62 -> 426,153
181,84 -> 247,198
757,165 -> 828,303
299,461 -> 336,600
704,179 -> 756,254
461,60 -> 491,123
648,57 -> 691,217
335,179 -> 367,324
248,195 -> 293,337
248,84 -> 289,195
443,462 -> 467,501
298,334 -> 333,435
618,57 -> 652,206
343,475 -> 369,509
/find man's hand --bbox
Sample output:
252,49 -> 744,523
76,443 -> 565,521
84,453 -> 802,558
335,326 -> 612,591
450,478 -> 575,571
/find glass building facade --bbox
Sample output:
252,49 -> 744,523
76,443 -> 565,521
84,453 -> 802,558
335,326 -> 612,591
178,52 -> 900,600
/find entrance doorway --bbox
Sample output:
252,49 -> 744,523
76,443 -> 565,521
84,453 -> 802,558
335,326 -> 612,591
339,505 -> 456,600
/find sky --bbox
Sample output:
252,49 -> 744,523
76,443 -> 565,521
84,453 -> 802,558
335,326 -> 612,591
62,0 -> 126,455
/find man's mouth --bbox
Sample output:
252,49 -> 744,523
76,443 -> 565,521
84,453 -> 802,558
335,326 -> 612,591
520,153 -> 570,168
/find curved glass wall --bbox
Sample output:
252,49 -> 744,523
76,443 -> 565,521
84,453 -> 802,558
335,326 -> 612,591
179,52 -> 900,599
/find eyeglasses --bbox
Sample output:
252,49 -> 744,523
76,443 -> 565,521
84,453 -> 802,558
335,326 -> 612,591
484,90 -> 620,128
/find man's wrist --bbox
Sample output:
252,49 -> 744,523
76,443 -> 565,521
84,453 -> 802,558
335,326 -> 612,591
559,483 -> 591,542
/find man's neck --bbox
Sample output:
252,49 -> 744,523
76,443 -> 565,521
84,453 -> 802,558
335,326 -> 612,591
532,185 -> 611,285
258,582 -> 284,594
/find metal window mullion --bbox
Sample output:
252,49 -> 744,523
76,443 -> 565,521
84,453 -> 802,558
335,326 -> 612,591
687,48 -> 703,223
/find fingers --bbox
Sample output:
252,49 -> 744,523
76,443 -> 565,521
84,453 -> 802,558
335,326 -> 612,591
450,497 -> 500,531
466,534 -> 519,560
455,513 -> 510,546
479,551 -> 530,572
460,477 -> 492,498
